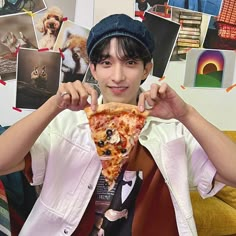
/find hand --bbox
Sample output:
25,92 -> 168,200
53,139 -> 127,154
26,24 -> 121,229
55,81 -> 98,111
138,83 -> 189,120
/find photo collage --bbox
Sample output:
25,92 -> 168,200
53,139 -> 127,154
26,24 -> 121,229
0,0 -> 235,110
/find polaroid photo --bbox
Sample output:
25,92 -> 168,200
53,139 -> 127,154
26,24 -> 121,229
167,0 -> 223,16
16,48 -> 62,109
0,12 -> 38,81
53,20 -> 90,83
170,8 -> 210,61
0,0 -> 46,17
143,11 -> 180,78
184,48 -> 236,88
203,16 -> 236,50
33,0 -> 77,50
135,0 -> 168,20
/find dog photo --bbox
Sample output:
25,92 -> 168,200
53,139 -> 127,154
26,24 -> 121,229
33,0 -> 77,49
53,20 -> 90,83
16,48 -> 62,109
0,12 -> 37,81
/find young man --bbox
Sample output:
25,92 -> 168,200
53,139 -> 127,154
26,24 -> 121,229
0,14 -> 236,235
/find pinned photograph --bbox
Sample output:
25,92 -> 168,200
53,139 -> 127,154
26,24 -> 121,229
170,8 -> 210,61
184,48 -> 236,88
148,2 -> 171,19
33,0 -> 77,50
34,5 -> 64,49
0,0 -> 46,16
204,0 -> 236,50
135,0 -> 168,19
142,11 -> 180,78
0,12 -> 37,81
167,0 -> 223,16
54,20 -> 90,83
16,48 -> 62,109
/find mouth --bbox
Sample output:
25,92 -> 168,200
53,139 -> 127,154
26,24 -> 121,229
108,86 -> 128,94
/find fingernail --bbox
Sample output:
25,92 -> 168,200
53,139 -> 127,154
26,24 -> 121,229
92,104 -> 96,111
139,105 -> 144,111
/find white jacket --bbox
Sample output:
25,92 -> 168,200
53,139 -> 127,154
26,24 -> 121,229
19,109 -> 224,236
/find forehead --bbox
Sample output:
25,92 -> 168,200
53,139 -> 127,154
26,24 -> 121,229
102,38 -> 124,56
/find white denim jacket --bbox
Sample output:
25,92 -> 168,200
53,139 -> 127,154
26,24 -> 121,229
19,108 -> 224,236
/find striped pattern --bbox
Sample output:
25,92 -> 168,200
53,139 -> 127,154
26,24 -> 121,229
0,181 -> 11,236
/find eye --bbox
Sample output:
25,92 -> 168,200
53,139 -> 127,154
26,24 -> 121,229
100,60 -> 111,66
55,16 -> 59,21
126,60 -> 137,65
72,53 -> 79,59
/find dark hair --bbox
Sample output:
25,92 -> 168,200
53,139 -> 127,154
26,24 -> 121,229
89,36 -> 152,67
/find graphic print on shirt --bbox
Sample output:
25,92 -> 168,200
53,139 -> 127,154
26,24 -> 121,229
90,170 -> 143,236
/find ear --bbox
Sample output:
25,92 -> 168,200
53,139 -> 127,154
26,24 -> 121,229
143,62 -> 153,78
89,63 -> 98,81
141,62 -> 153,84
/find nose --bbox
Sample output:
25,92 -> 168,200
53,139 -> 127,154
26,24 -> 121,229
111,63 -> 125,83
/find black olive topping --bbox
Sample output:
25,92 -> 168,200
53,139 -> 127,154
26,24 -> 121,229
106,129 -> 113,137
121,148 -> 127,154
105,149 -> 111,155
97,140 -> 104,147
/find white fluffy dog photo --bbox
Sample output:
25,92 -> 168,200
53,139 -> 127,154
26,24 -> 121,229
36,6 -> 64,49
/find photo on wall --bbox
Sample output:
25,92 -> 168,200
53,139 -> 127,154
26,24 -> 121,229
0,0 -> 46,16
33,0 -> 77,50
184,48 -> 236,88
203,0 -> 236,51
16,48 -> 62,109
170,7 -> 210,61
167,0 -> 223,16
142,11 -> 180,78
0,12 -> 37,81
53,20 -> 90,83
135,0 -> 168,20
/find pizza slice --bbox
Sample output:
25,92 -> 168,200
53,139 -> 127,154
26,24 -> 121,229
84,102 -> 149,189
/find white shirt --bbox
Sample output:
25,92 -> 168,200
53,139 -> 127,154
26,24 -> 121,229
19,107 -> 224,236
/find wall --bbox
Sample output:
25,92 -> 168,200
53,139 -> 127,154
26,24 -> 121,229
0,0 -> 235,130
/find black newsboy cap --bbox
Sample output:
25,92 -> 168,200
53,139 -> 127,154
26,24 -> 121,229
87,14 -> 155,57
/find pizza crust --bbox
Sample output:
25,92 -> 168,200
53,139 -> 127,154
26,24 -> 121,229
84,102 -> 149,118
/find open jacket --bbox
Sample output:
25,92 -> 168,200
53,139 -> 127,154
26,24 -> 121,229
19,108 -> 224,236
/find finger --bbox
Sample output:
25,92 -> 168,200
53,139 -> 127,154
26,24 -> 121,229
71,80 -> 89,108
83,83 -> 98,111
64,82 -> 80,106
158,83 -> 168,99
56,83 -> 73,109
150,83 -> 159,100
138,91 -> 156,111
145,94 -> 157,107
137,92 -> 145,112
